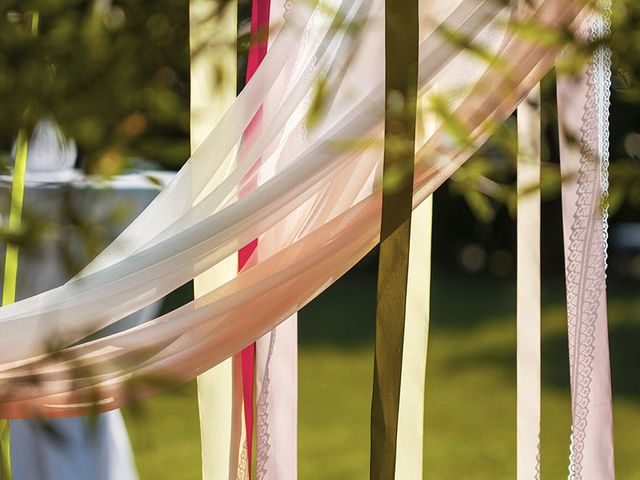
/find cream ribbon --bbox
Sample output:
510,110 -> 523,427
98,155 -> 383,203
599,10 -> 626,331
394,195 -> 432,479
394,88 -> 434,479
190,1 -> 246,479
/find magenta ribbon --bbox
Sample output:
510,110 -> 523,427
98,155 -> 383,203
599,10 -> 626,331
238,0 -> 271,474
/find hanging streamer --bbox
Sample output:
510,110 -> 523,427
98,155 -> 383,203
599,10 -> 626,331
516,84 -> 542,480
556,5 -> 614,479
370,0 -> 419,477
2,132 -> 29,307
190,1 -> 243,478
0,130 -> 28,480
394,196 -> 432,479
238,0 -> 272,475
393,84 -> 435,479
254,1 -> 298,479
516,0 -> 542,475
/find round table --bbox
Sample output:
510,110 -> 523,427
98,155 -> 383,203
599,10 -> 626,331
0,170 -> 175,480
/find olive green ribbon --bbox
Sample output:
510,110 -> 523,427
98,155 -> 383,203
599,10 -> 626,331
0,130 -> 29,480
370,1 -> 419,479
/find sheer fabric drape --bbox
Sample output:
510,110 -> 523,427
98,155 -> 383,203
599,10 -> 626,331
0,0 -> 590,417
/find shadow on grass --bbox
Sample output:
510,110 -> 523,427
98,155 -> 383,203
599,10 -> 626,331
444,318 -> 640,402
540,322 -> 640,400
299,251 -> 378,346
299,248 -> 520,346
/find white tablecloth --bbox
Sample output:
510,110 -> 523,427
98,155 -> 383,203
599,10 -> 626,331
0,171 -> 175,480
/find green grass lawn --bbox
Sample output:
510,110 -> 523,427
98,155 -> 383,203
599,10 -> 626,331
123,259 -> 640,479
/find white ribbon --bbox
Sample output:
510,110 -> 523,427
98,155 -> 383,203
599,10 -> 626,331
516,83 -> 541,480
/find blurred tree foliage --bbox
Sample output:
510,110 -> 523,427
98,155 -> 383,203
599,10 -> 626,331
606,0 -> 640,220
0,0 -> 191,171
444,0 -> 640,224
0,0 -> 638,213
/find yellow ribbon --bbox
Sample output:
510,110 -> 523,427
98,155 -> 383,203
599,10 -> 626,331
1,129 -> 29,480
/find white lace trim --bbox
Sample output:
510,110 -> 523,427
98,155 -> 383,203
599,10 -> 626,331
592,0 -> 612,270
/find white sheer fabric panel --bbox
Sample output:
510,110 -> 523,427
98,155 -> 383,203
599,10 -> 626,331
0,0 -> 590,417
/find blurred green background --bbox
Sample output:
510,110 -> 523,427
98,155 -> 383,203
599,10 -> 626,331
1,1 -> 639,478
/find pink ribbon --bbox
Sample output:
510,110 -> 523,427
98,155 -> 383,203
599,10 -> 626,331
556,41 -> 615,480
